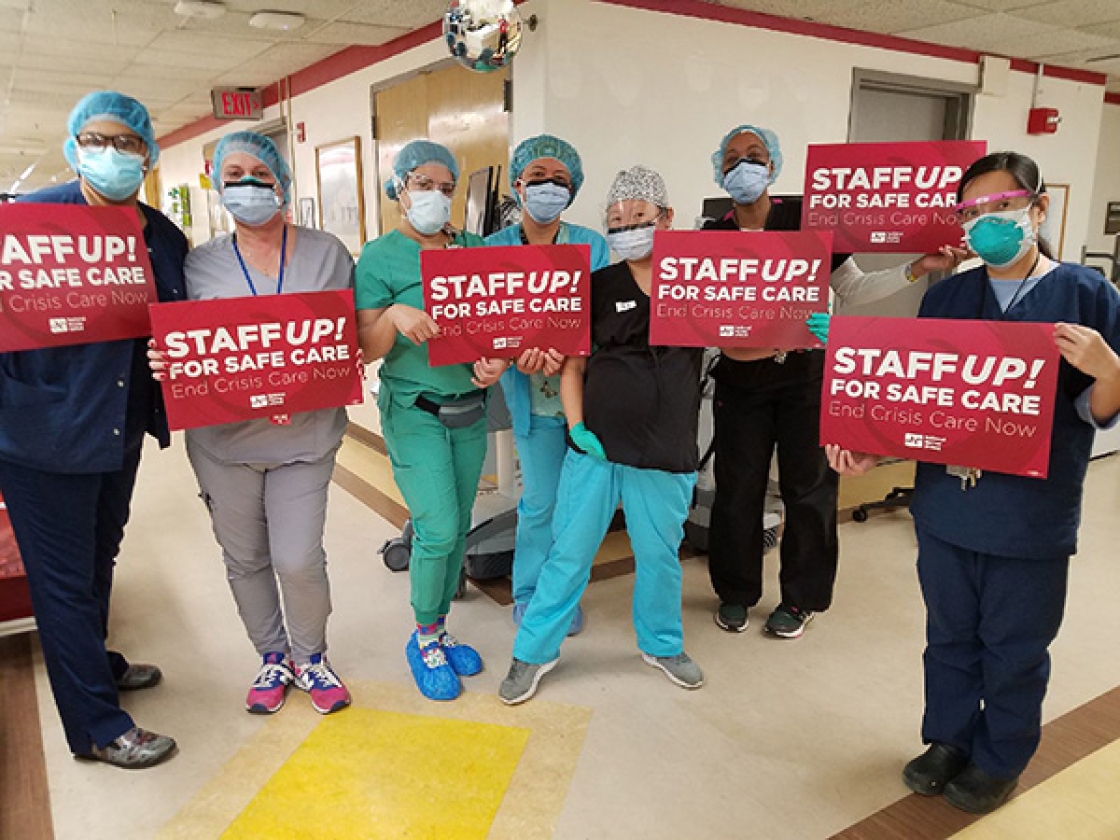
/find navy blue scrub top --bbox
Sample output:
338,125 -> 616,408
0,181 -> 188,474
910,262 -> 1120,560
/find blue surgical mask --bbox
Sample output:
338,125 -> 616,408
222,180 -> 281,226
962,208 -> 1035,269
607,221 -> 657,262
406,189 -> 452,235
522,181 -> 571,224
722,159 -> 770,206
77,147 -> 147,202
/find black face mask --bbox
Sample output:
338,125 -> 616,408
524,177 -> 571,191
223,176 -> 273,190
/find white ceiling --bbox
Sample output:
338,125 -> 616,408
2,0 -> 1119,194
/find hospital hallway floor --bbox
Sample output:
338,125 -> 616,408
6,434 -> 1120,840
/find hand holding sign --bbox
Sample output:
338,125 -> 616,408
821,316 -> 1060,478
802,141 -> 986,253
422,244 -> 591,366
389,303 -> 440,345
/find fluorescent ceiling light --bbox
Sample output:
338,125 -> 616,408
249,11 -> 306,31
174,0 -> 226,19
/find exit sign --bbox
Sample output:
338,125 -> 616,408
211,87 -> 263,121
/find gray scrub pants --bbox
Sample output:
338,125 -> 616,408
187,439 -> 337,663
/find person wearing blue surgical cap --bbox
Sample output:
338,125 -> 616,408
704,124 -> 967,641
485,134 -> 608,635
156,130 -> 355,717
355,139 -> 507,701
0,91 -> 187,769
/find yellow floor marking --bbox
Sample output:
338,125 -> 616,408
224,709 -> 529,839
158,680 -> 590,840
950,739 -> 1120,839
336,438 -> 406,507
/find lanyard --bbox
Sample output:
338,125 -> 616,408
978,252 -> 1041,320
232,224 -> 287,296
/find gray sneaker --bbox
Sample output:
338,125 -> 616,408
498,657 -> 558,705
641,652 -> 704,689
76,726 -> 177,769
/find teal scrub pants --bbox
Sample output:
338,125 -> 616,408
381,394 -> 487,625
513,450 -> 696,664
511,415 -> 568,606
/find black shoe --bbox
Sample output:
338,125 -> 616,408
902,743 -> 969,796
116,663 -> 163,691
75,726 -> 177,770
715,603 -> 749,632
943,763 -> 1019,814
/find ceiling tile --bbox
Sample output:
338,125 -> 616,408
1011,0 -> 1120,27
142,28 -> 277,57
301,20 -> 411,45
1083,20 -> 1120,39
898,12 -> 1111,57
176,10 -> 334,42
21,4 -> 169,48
219,0 -> 365,17
949,0 -> 1050,11
776,0 -> 982,34
340,0 -> 450,30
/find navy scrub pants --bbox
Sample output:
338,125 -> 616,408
915,526 -> 1069,779
0,448 -> 143,753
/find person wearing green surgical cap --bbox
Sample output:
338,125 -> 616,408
355,139 -> 507,702
704,123 -> 968,641
485,134 -> 608,634
0,90 -> 187,769
152,130 -> 355,718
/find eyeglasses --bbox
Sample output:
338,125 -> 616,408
953,190 -> 1035,224
76,132 -> 147,155
407,173 -> 456,198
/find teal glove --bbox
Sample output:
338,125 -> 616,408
570,422 -> 607,460
807,312 -> 831,344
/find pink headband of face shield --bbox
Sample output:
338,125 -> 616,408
951,189 -> 1034,214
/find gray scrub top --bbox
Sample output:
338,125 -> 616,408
184,225 -> 355,465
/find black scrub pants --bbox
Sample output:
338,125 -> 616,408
707,352 -> 839,612
0,447 -> 143,753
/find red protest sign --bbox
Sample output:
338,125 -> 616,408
802,141 -> 987,253
422,243 -> 590,367
649,230 -> 831,348
0,203 -> 158,352
149,289 -> 363,431
820,316 -> 1060,478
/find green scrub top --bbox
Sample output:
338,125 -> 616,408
355,228 -> 485,405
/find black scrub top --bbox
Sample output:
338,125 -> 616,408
582,261 -> 703,474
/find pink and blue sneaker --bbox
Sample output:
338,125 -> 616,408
246,652 -> 294,714
406,632 -> 460,701
439,632 -> 483,676
293,654 -> 351,714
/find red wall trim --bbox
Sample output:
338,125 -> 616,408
158,21 -> 442,150
1106,92 -> 1120,106
598,0 -> 1107,87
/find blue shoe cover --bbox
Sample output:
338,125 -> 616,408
405,632 -> 460,701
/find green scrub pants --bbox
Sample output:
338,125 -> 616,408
380,393 -> 487,625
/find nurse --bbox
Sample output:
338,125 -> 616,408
827,151 -> 1120,814
356,140 -> 507,701
168,132 -> 354,716
0,91 -> 186,768
499,165 -> 704,705
485,134 -> 609,633
705,124 -> 965,639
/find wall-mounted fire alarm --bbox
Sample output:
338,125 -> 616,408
1027,107 -> 1060,134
